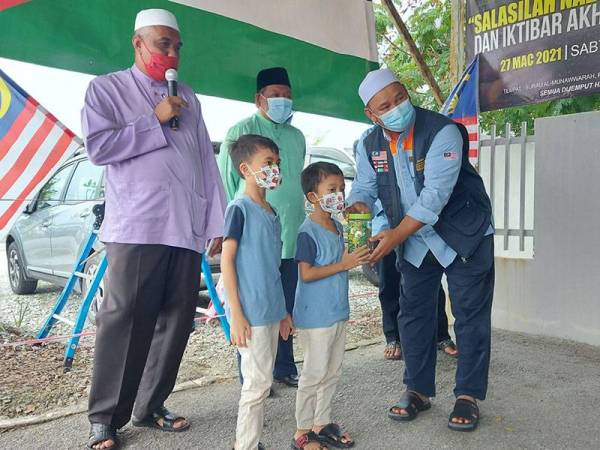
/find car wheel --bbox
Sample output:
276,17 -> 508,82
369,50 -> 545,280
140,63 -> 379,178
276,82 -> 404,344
83,253 -> 105,325
7,242 -> 38,295
361,263 -> 380,287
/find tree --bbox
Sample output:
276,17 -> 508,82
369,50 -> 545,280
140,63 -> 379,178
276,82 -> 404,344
375,0 -> 600,134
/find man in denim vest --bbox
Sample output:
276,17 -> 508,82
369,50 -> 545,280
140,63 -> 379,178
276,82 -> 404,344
347,68 -> 494,432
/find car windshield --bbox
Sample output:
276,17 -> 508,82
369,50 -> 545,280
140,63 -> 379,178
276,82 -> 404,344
309,147 -> 354,165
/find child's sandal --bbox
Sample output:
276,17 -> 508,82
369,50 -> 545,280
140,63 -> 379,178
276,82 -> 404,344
317,423 -> 354,448
292,431 -> 327,450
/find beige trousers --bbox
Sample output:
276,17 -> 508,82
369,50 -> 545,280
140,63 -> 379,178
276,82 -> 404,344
295,321 -> 347,429
235,323 -> 279,450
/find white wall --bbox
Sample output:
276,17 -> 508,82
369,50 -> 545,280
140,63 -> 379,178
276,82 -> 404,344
492,111 -> 600,346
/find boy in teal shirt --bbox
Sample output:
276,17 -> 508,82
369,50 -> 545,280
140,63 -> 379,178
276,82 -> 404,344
218,67 -> 305,385
220,134 -> 294,450
291,162 -> 369,450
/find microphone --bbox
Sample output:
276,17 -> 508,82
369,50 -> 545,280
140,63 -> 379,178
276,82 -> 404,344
165,68 -> 179,130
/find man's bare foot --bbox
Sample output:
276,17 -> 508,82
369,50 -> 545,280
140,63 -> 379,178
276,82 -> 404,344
156,417 -> 188,429
92,439 -> 116,449
384,341 -> 402,360
438,339 -> 458,358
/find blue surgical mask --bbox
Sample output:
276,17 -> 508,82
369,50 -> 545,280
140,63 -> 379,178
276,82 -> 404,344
263,96 -> 293,124
377,99 -> 415,133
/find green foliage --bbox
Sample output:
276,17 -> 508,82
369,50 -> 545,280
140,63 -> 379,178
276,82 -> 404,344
376,0 -> 452,111
376,0 -> 600,134
480,92 -> 600,135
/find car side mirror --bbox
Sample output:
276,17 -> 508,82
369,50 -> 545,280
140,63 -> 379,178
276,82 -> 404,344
24,201 -> 36,215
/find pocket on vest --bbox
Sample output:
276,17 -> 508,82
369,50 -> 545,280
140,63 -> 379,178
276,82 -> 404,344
441,194 -> 488,236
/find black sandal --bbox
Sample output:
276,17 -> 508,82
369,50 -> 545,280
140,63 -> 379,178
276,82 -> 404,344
388,391 -> 431,421
438,339 -> 458,358
318,423 -> 354,448
292,431 -> 327,449
86,423 -> 119,450
132,405 -> 190,432
448,398 -> 479,432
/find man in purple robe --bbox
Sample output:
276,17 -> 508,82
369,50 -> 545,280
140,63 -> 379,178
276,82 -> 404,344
81,8 -> 226,449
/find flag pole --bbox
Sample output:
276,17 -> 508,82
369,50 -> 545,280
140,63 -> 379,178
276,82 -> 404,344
450,0 -> 466,85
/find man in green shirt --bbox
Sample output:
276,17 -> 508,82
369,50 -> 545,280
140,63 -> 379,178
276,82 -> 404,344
218,67 -> 306,386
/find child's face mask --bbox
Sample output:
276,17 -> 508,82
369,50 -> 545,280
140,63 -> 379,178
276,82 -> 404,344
318,191 -> 345,215
251,164 -> 281,190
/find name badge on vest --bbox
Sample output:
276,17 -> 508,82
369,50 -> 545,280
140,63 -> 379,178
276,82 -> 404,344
372,150 -> 390,173
415,158 -> 425,172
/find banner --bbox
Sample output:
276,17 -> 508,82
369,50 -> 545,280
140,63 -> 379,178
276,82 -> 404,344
0,0 -> 378,122
442,55 -> 480,167
0,68 -> 81,236
466,0 -> 600,111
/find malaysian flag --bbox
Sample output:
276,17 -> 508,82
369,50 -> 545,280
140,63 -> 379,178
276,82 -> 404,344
441,54 -> 480,167
0,68 -> 81,237
0,1 -> 31,12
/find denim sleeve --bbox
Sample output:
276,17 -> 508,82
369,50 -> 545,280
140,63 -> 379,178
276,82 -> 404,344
406,124 -> 463,225
223,205 -> 245,241
346,129 -> 379,212
371,200 -> 390,235
295,232 -> 317,264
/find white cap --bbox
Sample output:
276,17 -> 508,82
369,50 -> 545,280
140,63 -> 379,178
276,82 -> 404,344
358,68 -> 399,105
134,9 -> 179,32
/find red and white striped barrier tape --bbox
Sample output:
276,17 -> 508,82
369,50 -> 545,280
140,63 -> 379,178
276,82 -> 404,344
0,291 -> 380,348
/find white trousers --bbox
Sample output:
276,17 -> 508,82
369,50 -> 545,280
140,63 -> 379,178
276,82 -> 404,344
235,323 -> 279,450
295,321 -> 347,429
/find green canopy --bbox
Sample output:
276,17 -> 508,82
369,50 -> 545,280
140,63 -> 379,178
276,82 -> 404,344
0,0 -> 379,122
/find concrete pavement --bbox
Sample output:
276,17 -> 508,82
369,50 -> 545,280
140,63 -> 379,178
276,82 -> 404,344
1,329 -> 599,449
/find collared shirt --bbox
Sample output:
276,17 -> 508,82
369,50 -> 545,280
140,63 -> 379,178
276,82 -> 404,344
371,200 -> 390,235
348,122 -> 480,268
222,195 -> 286,327
217,112 -> 306,259
294,217 -> 349,328
81,65 -> 227,253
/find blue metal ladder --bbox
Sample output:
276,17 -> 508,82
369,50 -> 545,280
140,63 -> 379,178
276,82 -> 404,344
37,215 -> 230,370
36,228 -> 107,371
200,256 -> 230,342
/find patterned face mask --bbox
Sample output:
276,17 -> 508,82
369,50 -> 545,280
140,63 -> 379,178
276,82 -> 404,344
318,191 -> 345,215
252,164 -> 281,190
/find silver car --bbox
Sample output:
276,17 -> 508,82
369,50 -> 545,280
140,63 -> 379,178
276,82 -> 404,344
6,152 -> 104,296
5,150 -> 221,311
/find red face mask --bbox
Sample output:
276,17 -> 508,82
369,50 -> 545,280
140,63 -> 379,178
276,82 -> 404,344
140,40 -> 178,81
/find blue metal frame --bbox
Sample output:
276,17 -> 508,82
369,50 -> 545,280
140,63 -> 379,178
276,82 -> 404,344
36,230 -> 98,340
201,255 -> 230,342
37,232 -> 231,370
63,254 -> 107,370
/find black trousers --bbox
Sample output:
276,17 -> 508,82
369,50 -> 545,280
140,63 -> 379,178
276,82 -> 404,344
398,235 -> 494,400
377,253 -> 452,344
88,243 -> 202,429
273,258 -> 299,378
